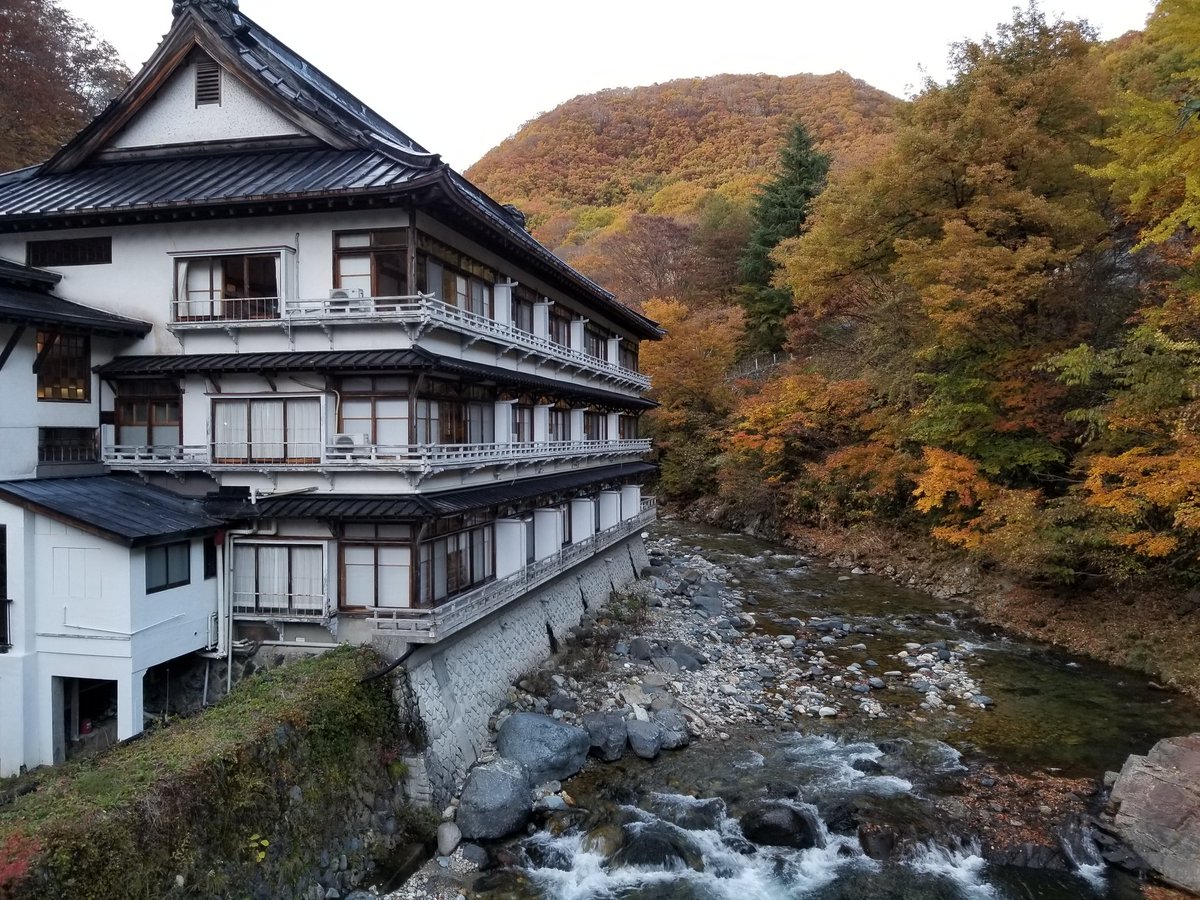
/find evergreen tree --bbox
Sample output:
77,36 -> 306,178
738,122 -> 830,353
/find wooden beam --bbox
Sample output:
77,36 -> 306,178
31,330 -> 59,374
0,326 -> 26,373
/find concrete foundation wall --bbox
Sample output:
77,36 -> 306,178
400,535 -> 648,805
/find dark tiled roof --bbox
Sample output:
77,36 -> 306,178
0,149 -> 426,219
0,283 -> 150,336
220,462 -> 657,521
95,347 -> 656,409
0,476 -> 223,545
0,257 -> 60,286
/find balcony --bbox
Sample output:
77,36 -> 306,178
103,438 -> 653,475
369,499 -> 657,643
169,293 -> 650,391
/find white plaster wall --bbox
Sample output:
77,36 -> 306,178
0,208 -> 648,377
129,539 -> 219,666
0,505 -> 34,775
110,61 -> 304,149
0,325 -> 132,480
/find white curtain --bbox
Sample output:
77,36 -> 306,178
251,400 -> 284,461
289,546 -> 323,612
214,399 -> 248,460
285,398 -> 321,459
375,399 -> 407,450
377,546 -> 410,608
233,544 -> 256,610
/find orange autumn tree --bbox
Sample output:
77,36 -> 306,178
640,298 -> 743,499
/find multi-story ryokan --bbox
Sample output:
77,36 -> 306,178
0,0 -> 659,774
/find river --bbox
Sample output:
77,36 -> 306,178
470,520 -> 1200,899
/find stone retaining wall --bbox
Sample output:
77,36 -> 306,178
400,537 -> 649,805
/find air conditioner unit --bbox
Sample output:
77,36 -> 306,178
329,288 -> 365,300
331,432 -> 370,459
328,287 -> 366,313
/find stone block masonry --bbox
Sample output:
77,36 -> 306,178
401,536 -> 646,805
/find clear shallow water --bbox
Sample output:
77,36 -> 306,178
472,521 -> 1200,899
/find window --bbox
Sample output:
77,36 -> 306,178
195,58 -> 221,106
38,427 -> 97,463
232,543 -> 324,615
619,414 -> 640,440
213,397 -> 321,463
619,341 -> 639,373
549,307 -> 571,347
584,324 -> 607,360
513,286 -> 537,334
36,332 -> 89,401
335,231 -> 407,297
146,541 -> 190,593
175,253 -> 280,320
203,537 -> 218,580
548,408 -> 571,442
116,380 -> 181,451
584,411 -> 607,441
341,525 -> 412,610
415,231 -> 495,316
28,237 -> 111,267
512,405 -> 533,443
418,519 -> 494,606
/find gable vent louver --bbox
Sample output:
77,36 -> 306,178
195,59 -> 222,106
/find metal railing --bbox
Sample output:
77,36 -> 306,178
0,598 -> 12,652
369,499 -> 657,644
172,296 -> 281,322
231,593 -> 325,618
170,291 -> 649,390
104,438 -> 651,471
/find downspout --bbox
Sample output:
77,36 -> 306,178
223,517 -> 279,695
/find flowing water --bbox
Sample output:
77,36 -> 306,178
473,521 -> 1200,899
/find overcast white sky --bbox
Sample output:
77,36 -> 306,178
59,0 -> 1155,171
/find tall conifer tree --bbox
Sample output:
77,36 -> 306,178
738,122 -> 830,353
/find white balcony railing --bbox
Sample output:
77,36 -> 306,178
369,499 -> 657,643
169,292 -> 650,390
103,438 -> 652,472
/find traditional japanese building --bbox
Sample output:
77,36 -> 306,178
0,0 -> 658,775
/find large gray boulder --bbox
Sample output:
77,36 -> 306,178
456,757 -> 530,840
496,712 -> 591,784
583,711 -> 628,762
626,720 -> 663,760
653,708 -> 691,750
691,581 -> 723,617
1110,733 -> 1200,893
740,801 -> 826,850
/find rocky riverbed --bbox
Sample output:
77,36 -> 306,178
375,524 -> 1200,899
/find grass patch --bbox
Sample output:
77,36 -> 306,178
0,646 -> 418,900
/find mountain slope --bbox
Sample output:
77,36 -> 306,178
466,73 -> 900,304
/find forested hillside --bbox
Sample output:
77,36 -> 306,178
468,73 -> 900,306
482,1 -> 1200,590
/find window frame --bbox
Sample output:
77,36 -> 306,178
115,379 -> 182,450
146,540 -> 191,594
27,237 -> 111,267
211,395 -> 322,464
334,230 -> 409,299
170,247 -> 292,322
35,331 -> 90,402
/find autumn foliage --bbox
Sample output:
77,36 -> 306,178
475,1 -> 1200,587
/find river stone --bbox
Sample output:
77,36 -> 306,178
456,757 -> 531,840
497,712 -> 591,784
582,711 -> 627,762
436,821 -> 461,856
667,642 -> 707,670
581,824 -> 625,860
692,583 -> 723,617
1110,734 -> 1200,892
651,656 -> 681,675
629,637 -> 658,661
653,708 -> 691,750
627,720 -> 663,759
740,801 -> 827,850
611,822 -> 705,871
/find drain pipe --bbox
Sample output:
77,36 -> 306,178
223,518 -> 278,695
